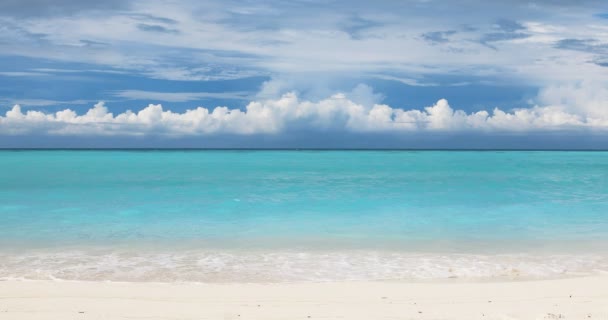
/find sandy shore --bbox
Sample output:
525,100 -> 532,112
1,277 -> 607,320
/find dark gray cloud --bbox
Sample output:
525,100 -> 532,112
137,24 -> 180,34
421,30 -> 457,44
0,0 -> 129,17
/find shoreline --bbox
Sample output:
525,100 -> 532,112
3,249 -> 607,283
1,276 -> 607,319
1,271 -> 607,284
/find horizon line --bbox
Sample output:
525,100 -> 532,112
2,148 -> 608,152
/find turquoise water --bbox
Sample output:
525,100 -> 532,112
1,150 -> 607,282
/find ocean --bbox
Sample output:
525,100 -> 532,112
1,150 -> 607,282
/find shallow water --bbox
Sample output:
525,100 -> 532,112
1,150 -> 607,282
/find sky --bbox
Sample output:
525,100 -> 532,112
0,0 -> 607,148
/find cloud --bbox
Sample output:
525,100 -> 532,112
593,60 -> 608,67
339,15 -> 383,40
112,90 -> 252,102
421,31 -> 457,44
371,75 -> 431,86
2,85 -> 607,136
0,0 -> 128,17
480,32 -> 529,44
0,19 -> 49,44
554,38 -> 608,67
79,39 -> 110,47
2,0 -> 607,88
0,71 -> 48,77
0,99 -> 91,107
128,13 -> 178,25
554,39 -> 606,53
495,19 -> 526,32
555,39 -> 608,53
536,82 -> 608,120
140,61 -> 266,81
137,24 -> 179,34
478,19 -> 530,48
2,0 -> 608,119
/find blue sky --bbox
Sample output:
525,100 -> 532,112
0,0 -> 607,148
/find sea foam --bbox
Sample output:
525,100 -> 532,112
1,249 -> 607,283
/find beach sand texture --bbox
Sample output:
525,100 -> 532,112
1,276 -> 607,320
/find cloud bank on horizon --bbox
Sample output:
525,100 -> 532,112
0,0 -> 607,145
2,83 -> 607,136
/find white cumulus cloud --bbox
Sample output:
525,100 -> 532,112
1,87 -> 607,136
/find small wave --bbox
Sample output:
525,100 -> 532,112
1,250 -> 607,283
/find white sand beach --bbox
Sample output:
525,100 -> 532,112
1,276 -> 607,320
